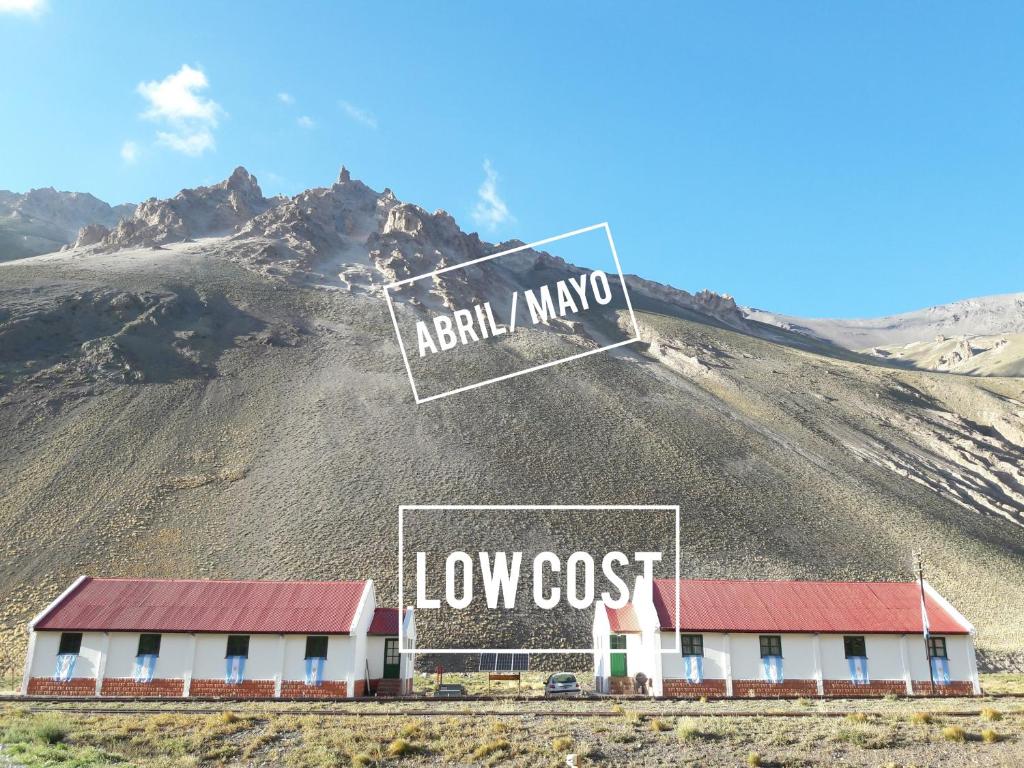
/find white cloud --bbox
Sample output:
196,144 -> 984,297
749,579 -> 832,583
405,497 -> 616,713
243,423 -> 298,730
277,92 -> 294,105
296,115 -> 315,129
120,140 -> 140,164
339,100 -> 377,129
0,0 -> 46,15
156,129 -> 215,157
137,65 -> 222,156
471,159 -> 513,231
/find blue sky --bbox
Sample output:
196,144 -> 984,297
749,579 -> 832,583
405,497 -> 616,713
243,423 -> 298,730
1,1 -> 1021,317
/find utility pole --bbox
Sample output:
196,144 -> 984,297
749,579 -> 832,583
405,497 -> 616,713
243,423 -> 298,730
914,551 -> 935,695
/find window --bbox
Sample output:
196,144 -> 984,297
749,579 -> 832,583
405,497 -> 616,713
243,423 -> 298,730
928,636 -> 948,659
225,635 -> 250,658
137,634 -> 162,656
680,634 -> 704,656
609,634 -> 627,650
58,632 -> 82,655
759,635 -> 782,658
305,635 -> 328,659
843,636 -> 867,658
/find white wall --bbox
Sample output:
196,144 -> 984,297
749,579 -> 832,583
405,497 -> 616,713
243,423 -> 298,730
105,633 -> 193,679
907,634 -> 973,682
366,636 -> 387,679
281,634 -> 353,682
727,633 -> 817,680
29,631 -> 105,679
660,632 -> 729,680
819,634 -> 904,680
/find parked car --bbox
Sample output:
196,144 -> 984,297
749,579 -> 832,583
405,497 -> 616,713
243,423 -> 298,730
544,672 -> 581,696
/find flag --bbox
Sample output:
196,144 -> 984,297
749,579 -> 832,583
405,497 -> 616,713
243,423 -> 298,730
930,657 -> 951,685
681,655 -> 703,684
225,655 -> 246,685
305,656 -> 325,686
53,653 -> 77,682
134,654 -> 158,683
761,655 -> 784,683
847,656 -> 869,685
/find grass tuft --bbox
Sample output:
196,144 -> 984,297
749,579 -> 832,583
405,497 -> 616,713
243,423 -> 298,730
846,712 -> 868,723
941,725 -> 966,742
981,727 -> 1000,743
650,718 -> 672,732
980,706 -> 1002,722
551,736 -> 573,753
351,754 -> 373,767
386,737 -> 413,757
472,738 -> 510,759
909,711 -> 932,725
747,751 -> 762,767
218,711 -> 239,725
677,718 -> 700,742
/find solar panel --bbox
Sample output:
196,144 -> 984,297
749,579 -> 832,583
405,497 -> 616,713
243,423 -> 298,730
477,653 -> 530,672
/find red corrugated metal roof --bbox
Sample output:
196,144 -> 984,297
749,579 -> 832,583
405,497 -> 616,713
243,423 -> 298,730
652,579 -> 969,635
607,603 -> 642,633
33,577 -> 369,634
368,607 -> 409,636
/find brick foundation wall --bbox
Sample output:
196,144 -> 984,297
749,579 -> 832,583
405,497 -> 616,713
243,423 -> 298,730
823,680 -> 907,697
189,679 -> 276,698
662,679 -> 728,698
26,677 -> 96,697
353,679 -> 366,697
100,678 -> 185,697
606,676 -> 641,694
280,680 -> 348,698
734,679 -> 818,697
911,680 -> 975,696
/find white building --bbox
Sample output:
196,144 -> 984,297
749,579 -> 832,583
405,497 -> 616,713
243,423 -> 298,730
594,577 -> 980,697
22,576 -> 415,698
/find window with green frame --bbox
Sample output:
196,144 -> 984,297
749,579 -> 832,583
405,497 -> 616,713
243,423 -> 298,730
225,635 -> 250,658
759,635 -> 782,657
137,633 -> 162,656
928,636 -> 948,659
305,635 -> 328,659
843,636 -> 866,658
680,634 -> 704,656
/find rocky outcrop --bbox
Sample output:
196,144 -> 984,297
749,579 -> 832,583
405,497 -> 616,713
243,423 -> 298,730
99,167 -> 277,250
71,223 -> 111,249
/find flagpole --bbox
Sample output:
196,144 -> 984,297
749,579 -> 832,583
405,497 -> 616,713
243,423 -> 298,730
915,551 -> 935,695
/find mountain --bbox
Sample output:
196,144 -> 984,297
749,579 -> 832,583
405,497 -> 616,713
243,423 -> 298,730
0,188 -> 134,262
744,294 -> 1024,376
1,167 -> 1023,673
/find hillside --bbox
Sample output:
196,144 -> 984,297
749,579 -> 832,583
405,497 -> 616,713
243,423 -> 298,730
1,167 -> 1023,672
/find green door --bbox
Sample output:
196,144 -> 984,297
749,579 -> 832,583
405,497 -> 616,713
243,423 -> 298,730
383,638 -> 400,679
610,634 -> 627,677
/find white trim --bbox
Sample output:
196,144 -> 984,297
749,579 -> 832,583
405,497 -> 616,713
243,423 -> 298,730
274,634 -> 286,698
723,633 -> 733,698
350,580 -> 374,698
183,633 -> 198,697
95,632 -> 110,696
922,580 -> 975,633
20,630 -> 37,695
811,633 -> 824,696
29,575 -> 88,629
966,634 -> 982,695
898,634 -> 913,695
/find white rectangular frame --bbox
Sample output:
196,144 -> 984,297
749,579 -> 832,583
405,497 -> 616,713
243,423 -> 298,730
382,223 -> 642,404
397,504 -> 681,655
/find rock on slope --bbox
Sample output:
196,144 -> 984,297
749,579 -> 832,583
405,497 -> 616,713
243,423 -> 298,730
1,166 -> 1023,672
0,188 -> 134,262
